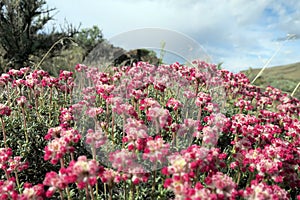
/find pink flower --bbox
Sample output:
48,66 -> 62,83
43,171 -> 69,197
243,181 -> 289,200
124,118 -> 148,144
85,128 -> 107,148
44,137 -> 73,165
60,128 -> 81,144
0,104 -> 11,117
204,113 -> 229,131
100,168 -> 122,184
25,74 -> 38,88
128,165 -> 149,185
67,156 -> 100,189
8,69 -> 21,77
131,89 -> 147,100
59,70 -> 73,81
195,92 -> 211,107
146,107 -> 172,129
75,64 -> 87,72
166,154 -> 187,174
96,84 -> 115,99
204,102 -> 218,113
139,98 -> 160,110
257,96 -> 272,108
0,148 -> 13,170
235,98 -> 254,111
45,126 -> 63,140
20,183 -> 45,200
166,98 -> 183,111
16,96 -> 27,107
19,67 -> 30,75
59,107 -> 74,124
119,103 -> 138,118
143,136 -> 170,163
109,149 -> 138,172
7,156 -> 28,174
202,126 -> 219,147
0,73 -> 11,86
183,90 -> 197,99
211,172 -> 237,198
109,97 -> 138,118
0,178 -> 18,200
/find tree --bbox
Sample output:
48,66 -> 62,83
0,0 -> 77,71
73,25 -> 104,60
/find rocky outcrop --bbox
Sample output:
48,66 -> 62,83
83,40 -> 126,69
83,40 -> 161,70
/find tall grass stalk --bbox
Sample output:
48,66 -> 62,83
251,34 -> 296,84
291,81 -> 300,97
35,37 -> 77,70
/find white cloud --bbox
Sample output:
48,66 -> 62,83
46,0 -> 300,72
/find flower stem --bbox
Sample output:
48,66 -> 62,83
89,185 -> 95,200
14,172 -> 20,191
4,169 -> 10,180
172,131 -> 177,147
95,182 -> 99,199
66,187 -> 71,200
111,112 -> 115,143
151,166 -> 157,200
0,117 -> 7,148
49,87 -> 53,121
108,182 -> 113,200
104,183 -> 107,199
129,181 -> 135,200
70,152 -> 75,161
21,107 -> 28,144
236,171 -> 241,186
91,142 -> 96,161
122,114 -> 126,148
197,106 -> 202,121
124,183 -> 127,200
59,190 -> 64,200
85,185 -> 90,200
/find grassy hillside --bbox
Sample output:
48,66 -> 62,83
242,62 -> 300,99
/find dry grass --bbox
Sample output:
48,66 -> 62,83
242,62 -> 300,99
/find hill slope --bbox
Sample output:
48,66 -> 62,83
242,62 -> 300,99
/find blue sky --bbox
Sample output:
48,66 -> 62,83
46,0 -> 300,72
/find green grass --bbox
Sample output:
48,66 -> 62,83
242,62 -> 300,99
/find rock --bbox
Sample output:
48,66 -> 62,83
83,40 -> 161,70
83,40 -> 126,70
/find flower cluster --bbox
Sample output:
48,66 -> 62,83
70,61 -> 300,199
108,149 -> 149,184
43,170 -> 70,197
0,104 -> 11,117
166,98 -> 183,111
143,136 -> 170,163
67,156 -> 102,189
162,145 -> 230,199
0,148 -> 28,177
85,128 -> 107,149
0,178 -> 18,200
243,181 -> 289,199
43,155 -> 104,197
0,60 -> 299,199
123,118 -> 148,151
44,127 -> 81,165
19,183 -> 45,200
